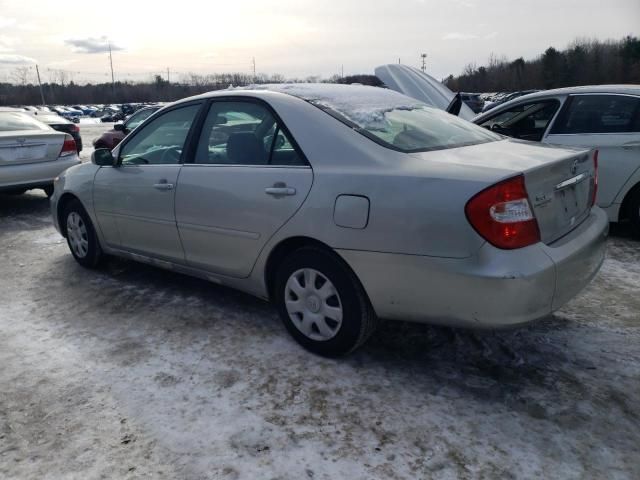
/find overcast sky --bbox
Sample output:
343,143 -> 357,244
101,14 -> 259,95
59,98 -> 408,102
0,0 -> 638,84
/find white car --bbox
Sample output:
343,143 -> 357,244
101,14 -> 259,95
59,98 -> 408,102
0,110 -> 80,196
473,86 -> 640,236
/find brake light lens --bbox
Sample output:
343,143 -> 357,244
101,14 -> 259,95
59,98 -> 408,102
591,150 -> 598,206
70,124 -> 80,133
59,134 -> 77,157
465,174 -> 541,250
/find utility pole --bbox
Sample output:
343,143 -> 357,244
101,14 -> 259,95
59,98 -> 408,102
167,67 -> 170,83
398,57 -> 401,64
421,53 -> 428,73
108,42 -> 115,99
252,57 -> 256,81
341,64 -> 344,78
35,64 -> 46,106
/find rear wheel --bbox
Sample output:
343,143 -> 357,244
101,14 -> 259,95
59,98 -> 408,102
628,189 -> 640,238
274,247 -> 378,357
63,199 -> 103,268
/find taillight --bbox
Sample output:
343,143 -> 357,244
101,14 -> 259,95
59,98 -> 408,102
59,134 -> 76,157
591,150 -> 599,206
465,174 -> 541,250
71,124 -> 80,133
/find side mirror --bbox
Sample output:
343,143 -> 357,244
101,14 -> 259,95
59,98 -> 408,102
113,122 -> 125,132
91,148 -> 117,167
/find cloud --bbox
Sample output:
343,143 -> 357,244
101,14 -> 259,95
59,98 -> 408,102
0,35 -> 17,53
65,36 -> 123,54
442,31 -> 499,41
0,17 -> 17,29
0,54 -> 36,65
443,32 -> 478,40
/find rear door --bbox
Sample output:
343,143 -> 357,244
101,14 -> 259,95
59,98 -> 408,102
544,93 -> 640,207
93,102 -> 202,261
175,99 -> 313,278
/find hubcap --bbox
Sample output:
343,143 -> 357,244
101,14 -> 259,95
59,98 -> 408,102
284,268 -> 343,341
66,212 -> 89,258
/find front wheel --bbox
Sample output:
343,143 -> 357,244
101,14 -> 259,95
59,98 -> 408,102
63,199 -> 103,268
274,247 -> 378,357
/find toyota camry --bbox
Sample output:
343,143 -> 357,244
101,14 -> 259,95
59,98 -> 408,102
50,84 -> 608,356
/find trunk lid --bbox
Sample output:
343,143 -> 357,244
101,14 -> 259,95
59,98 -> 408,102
0,130 -> 65,166
408,139 -> 595,245
524,149 -> 594,244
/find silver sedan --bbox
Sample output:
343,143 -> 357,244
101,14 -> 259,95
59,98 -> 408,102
50,85 -> 608,356
1,110 -> 80,196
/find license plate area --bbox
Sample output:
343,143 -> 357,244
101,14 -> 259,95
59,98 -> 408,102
0,144 -> 48,164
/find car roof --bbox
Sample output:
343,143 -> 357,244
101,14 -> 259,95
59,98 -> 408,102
473,84 -> 640,121
513,84 -> 640,100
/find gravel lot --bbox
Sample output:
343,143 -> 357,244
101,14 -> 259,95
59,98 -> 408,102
1,122 -> 639,479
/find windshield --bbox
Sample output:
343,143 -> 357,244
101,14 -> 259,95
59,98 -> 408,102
319,103 -> 501,153
0,112 -> 50,132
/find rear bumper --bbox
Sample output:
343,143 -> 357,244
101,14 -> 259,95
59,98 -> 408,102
0,156 -> 81,190
338,207 -> 608,328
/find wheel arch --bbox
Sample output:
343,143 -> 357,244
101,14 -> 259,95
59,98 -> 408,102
56,192 -> 83,237
263,236 -> 369,306
619,180 -> 640,222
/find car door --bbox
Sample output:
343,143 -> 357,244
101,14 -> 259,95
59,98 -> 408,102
93,102 -> 203,262
476,98 -> 562,142
175,99 -> 313,278
544,93 -> 640,207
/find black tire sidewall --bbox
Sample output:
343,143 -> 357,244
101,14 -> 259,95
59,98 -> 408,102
274,248 -> 367,357
629,191 -> 640,238
63,200 -> 102,268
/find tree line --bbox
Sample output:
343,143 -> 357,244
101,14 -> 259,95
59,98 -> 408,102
2,35 -> 638,106
444,36 -> 640,93
0,69 -> 382,107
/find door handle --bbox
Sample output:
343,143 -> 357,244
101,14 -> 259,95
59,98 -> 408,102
153,182 -> 174,191
265,186 -> 296,196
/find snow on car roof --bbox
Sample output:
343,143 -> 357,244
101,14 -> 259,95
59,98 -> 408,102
235,83 -> 426,129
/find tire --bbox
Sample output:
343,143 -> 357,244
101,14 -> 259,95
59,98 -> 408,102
628,189 -> 640,239
43,185 -> 54,197
274,246 -> 378,357
62,199 -> 103,268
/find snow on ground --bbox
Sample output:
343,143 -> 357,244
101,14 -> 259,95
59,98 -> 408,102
1,186 -> 639,479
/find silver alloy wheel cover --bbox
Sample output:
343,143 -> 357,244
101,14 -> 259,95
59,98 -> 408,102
284,268 -> 344,341
66,211 -> 89,258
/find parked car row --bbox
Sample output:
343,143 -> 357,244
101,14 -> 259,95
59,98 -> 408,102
480,90 -> 540,113
5,102 -> 163,123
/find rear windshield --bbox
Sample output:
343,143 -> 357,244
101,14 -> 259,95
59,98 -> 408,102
0,112 -> 49,132
317,103 -> 500,153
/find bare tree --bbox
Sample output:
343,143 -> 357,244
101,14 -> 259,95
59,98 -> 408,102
10,66 -> 32,86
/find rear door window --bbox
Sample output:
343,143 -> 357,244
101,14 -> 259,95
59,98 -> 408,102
193,101 -> 306,166
550,94 -> 640,134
